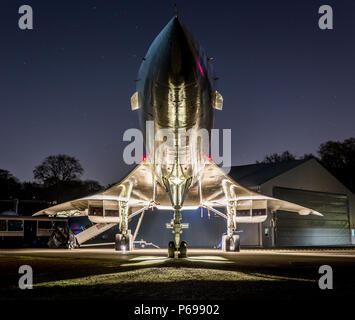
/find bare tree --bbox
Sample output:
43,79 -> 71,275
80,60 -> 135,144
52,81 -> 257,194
318,138 -> 355,192
34,154 -> 83,186
33,155 -> 84,202
0,169 -> 21,199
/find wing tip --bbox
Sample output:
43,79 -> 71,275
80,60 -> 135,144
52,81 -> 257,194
312,211 -> 324,216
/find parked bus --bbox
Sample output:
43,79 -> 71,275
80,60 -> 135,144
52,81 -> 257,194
0,215 -> 68,247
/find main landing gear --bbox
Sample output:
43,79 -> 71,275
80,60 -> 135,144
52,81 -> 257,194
222,234 -> 240,252
115,233 -> 133,252
168,240 -> 187,258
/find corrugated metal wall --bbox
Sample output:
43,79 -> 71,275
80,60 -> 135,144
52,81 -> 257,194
238,223 -> 260,246
274,187 -> 351,246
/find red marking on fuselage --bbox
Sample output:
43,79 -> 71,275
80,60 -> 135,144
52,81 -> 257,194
198,62 -> 204,76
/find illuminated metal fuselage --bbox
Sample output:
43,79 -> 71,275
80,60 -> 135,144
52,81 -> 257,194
136,17 -> 216,207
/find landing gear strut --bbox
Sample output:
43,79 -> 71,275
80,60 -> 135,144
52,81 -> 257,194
166,207 -> 189,258
221,199 -> 240,252
115,197 -> 133,252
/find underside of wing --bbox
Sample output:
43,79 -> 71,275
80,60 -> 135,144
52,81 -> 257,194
195,162 -> 323,222
34,162 -> 156,221
34,161 -> 322,225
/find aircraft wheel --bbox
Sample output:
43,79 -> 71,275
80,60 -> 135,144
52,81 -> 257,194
115,234 -> 132,252
120,236 -> 128,252
232,235 -> 240,252
115,234 -> 122,251
125,233 -> 133,251
223,236 -> 232,252
168,241 -> 175,258
178,241 -> 187,258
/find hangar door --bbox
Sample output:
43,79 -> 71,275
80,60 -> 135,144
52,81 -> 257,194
274,187 -> 351,246
238,223 -> 261,247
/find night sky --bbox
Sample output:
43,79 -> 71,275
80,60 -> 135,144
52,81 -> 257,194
1,0 -> 355,186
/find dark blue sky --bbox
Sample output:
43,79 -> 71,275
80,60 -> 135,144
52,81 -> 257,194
1,0 -> 355,185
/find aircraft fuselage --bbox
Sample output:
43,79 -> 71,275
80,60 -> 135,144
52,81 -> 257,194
135,17 -> 217,203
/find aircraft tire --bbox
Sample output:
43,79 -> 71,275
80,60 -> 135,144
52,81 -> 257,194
115,234 -> 122,251
168,241 -> 175,258
224,236 -> 232,252
232,235 -> 240,252
178,241 -> 187,258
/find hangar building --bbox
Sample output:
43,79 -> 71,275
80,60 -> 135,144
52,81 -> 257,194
229,158 -> 355,247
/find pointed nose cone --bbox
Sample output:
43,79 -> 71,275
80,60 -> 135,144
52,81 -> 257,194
147,16 -> 200,85
170,17 -> 185,76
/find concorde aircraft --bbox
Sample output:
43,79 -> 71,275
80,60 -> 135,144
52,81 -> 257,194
35,10 -> 322,257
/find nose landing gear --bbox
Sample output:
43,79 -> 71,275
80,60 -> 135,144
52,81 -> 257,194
166,206 -> 189,258
168,240 -> 188,258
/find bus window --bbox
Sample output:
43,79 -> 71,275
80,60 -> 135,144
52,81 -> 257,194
38,221 -> 52,230
0,220 -> 6,231
8,220 -> 23,231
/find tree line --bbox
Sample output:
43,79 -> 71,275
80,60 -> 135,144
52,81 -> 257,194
0,155 -> 103,209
